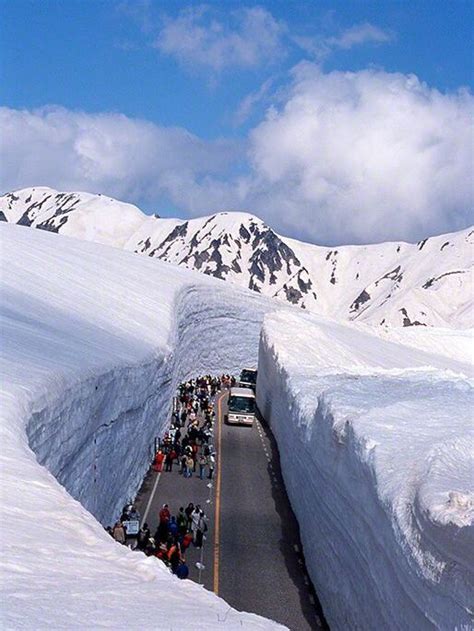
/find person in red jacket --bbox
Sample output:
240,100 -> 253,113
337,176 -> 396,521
153,449 -> 165,472
181,532 -> 193,552
159,503 -> 170,524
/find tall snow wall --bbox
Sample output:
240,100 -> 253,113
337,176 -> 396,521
1,224 -> 282,630
25,282 -> 274,525
257,310 -> 473,630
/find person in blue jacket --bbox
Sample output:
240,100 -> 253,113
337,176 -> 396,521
175,561 -> 189,580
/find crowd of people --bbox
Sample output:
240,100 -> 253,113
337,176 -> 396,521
105,374 -> 235,580
152,375 -> 227,480
136,501 -> 208,578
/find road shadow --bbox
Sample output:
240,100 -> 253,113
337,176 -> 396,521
257,411 -> 329,630
134,467 -> 156,510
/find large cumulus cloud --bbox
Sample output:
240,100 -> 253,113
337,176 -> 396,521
245,63 -> 473,243
0,105 -> 237,212
1,65 -> 472,245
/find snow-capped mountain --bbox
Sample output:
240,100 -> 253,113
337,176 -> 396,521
1,186 -> 472,328
0,186 -> 145,246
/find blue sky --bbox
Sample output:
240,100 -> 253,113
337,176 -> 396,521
1,1 -> 473,244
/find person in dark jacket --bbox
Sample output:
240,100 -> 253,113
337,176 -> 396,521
164,451 -> 173,472
145,536 -> 156,556
177,507 -> 187,536
137,523 -> 150,550
184,503 -> 194,530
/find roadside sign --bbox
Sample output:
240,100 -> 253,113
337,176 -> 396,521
123,519 -> 140,536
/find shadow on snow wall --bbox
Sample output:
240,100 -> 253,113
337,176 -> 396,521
26,283 -> 275,525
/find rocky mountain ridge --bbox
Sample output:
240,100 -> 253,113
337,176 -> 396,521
1,186 -> 472,328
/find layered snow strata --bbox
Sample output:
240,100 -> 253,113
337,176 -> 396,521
0,224 -> 282,630
257,310 -> 473,630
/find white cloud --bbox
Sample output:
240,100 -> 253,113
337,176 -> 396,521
1,65 -> 472,246
0,106 -> 237,209
328,22 -> 393,49
295,22 -> 393,61
244,64 -> 474,243
153,5 -> 285,72
233,78 -> 274,126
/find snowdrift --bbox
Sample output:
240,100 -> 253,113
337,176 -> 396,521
257,310 -> 473,630
0,224 -> 283,630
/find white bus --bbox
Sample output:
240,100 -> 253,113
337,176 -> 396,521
226,387 -> 256,426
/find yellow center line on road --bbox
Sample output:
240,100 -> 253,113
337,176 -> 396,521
213,390 -> 226,595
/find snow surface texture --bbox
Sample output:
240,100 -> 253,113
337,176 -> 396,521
0,224 -> 284,630
257,310 -> 474,630
2,186 -> 473,328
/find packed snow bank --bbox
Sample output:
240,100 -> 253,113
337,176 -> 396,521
0,224 -> 283,630
257,310 -> 473,630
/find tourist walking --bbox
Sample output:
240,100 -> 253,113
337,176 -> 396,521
177,507 -> 187,536
190,505 -> 202,543
195,510 -> 207,549
112,521 -> 126,545
164,451 -> 173,472
184,454 -> 194,478
198,453 -> 207,480
185,503 -> 194,530
208,453 -> 215,479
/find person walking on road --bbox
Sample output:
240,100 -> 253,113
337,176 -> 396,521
185,503 -> 194,530
168,516 -> 179,538
184,454 -> 194,478
191,443 -> 198,472
198,453 -> 207,480
157,503 -> 171,541
176,561 -> 189,579
153,449 -> 165,472
137,523 -> 150,551
164,451 -> 173,472
195,510 -> 207,549
112,521 -> 126,545
159,503 -> 171,525
181,532 -> 193,552
190,505 -> 202,544
208,453 -> 216,479
177,507 -> 187,536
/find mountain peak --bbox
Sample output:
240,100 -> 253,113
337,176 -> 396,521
0,186 -> 472,328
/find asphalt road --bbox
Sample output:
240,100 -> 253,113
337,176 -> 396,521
217,392 -> 325,630
134,435 -> 216,589
134,389 -> 327,630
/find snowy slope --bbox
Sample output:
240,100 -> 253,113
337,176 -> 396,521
0,186 -> 145,246
1,186 -> 472,328
257,310 -> 473,630
0,223 -> 283,630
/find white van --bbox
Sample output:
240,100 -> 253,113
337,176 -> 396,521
239,368 -> 257,391
226,387 -> 256,426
